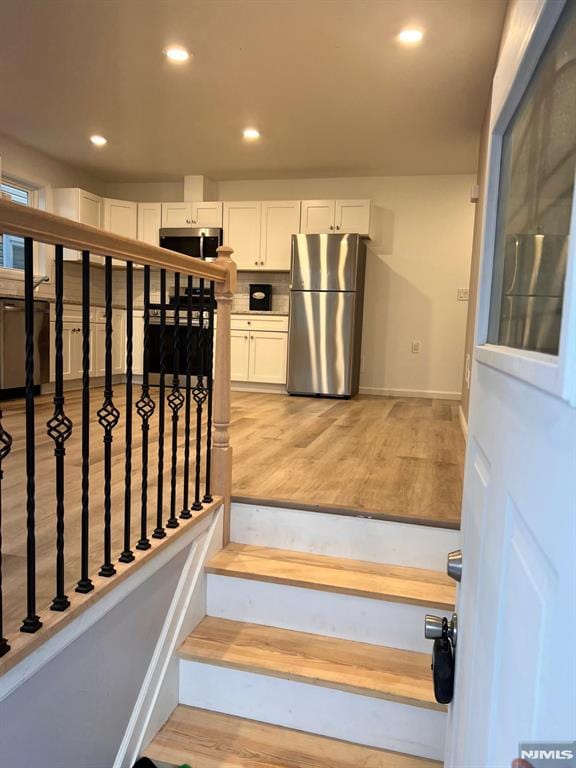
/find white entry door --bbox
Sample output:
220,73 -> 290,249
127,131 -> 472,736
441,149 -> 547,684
446,3 -> 576,767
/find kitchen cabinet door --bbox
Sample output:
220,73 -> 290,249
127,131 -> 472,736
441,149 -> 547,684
112,310 -> 126,374
230,330 -> 250,381
249,331 -> 287,384
161,203 -> 192,228
335,200 -> 371,235
79,190 -> 103,228
103,199 -> 138,239
193,201 -> 223,228
92,324 -> 106,376
54,322 -> 80,380
300,200 -> 335,234
223,201 -> 261,270
137,203 -> 162,246
260,201 -> 300,271
54,188 -> 103,263
132,312 -> 144,375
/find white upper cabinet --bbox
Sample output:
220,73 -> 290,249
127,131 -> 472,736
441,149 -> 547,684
300,199 -> 370,235
161,201 -> 223,228
137,203 -> 162,246
260,201 -> 300,271
103,199 -> 138,239
223,201 -> 262,270
53,188 -> 104,262
300,200 -> 335,234
335,200 -> 371,234
161,202 -> 191,228
194,201 -> 223,228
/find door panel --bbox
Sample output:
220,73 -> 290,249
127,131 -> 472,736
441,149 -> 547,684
137,203 -> 162,246
230,330 -> 250,381
260,201 -> 300,271
249,331 -> 287,384
300,200 -> 335,234
223,202 -> 261,270
287,290 -> 355,396
335,200 -> 370,235
162,203 -> 192,228
194,202 -> 223,228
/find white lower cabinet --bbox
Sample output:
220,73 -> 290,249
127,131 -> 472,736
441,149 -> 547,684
248,331 -> 288,384
231,331 -> 251,381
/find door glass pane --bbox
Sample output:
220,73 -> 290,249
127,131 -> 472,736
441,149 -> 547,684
488,2 -> 576,355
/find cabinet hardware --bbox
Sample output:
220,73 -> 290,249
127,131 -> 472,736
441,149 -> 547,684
254,260 -> 258,265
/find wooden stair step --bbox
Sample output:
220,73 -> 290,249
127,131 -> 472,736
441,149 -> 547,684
178,617 -> 444,711
207,543 -> 455,610
145,704 -> 443,768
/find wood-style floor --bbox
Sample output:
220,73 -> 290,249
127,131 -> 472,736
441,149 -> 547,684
0,387 -> 463,640
231,391 -> 464,527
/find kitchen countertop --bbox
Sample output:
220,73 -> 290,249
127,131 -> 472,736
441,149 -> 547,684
231,309 -> 289,316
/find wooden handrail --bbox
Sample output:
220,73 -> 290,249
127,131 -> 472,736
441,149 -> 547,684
0,198 -> 228,282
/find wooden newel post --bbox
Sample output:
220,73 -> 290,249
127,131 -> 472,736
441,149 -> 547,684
212,245 -> 237,544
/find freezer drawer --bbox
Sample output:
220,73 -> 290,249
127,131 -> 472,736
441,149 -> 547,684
291,234 -> 361,291
287,290 -> 357,397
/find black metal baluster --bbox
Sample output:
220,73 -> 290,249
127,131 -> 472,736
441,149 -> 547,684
180,275 -> 194,520
136,266 -> 154,550
98,256 -> 120,577
192,279 -> 208,511
153,269 -> 167,539
0,409 -> 12,655
120,261 -> 135,563
21,238 -> 41,633
203,280 -> 215,504
76,251 -> 94,593
47,245 -> 73,611
167,273 -> 183,529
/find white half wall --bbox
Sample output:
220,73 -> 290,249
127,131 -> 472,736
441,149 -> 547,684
217,175 -> 475,398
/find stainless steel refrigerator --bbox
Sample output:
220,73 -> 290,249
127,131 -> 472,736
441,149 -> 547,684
287,234 -> 366,398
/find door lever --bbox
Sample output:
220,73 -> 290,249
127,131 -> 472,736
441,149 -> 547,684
447,549 -> 463,583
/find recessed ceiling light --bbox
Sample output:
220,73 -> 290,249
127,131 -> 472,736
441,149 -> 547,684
90,134 -> 107,147
243,128 -> 260,141
165,46 -> 190,62
398,28 -> 424,45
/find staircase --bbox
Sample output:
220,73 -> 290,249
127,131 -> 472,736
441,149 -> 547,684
144,502 -> 458,766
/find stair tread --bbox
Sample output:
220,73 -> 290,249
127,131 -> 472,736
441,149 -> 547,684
207,543 -> 455,609
179,617 -> 444,711
145,704 -> 443,768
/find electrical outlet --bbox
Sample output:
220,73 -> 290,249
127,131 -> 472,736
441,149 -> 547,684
411,340 -> 422,354
457,288 -> 470,301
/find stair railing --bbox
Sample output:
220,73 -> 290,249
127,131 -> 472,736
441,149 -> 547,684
0,198 -> 235,667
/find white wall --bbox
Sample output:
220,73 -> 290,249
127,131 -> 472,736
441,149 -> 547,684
218,175 -> 475,398
104,180 -> 184,202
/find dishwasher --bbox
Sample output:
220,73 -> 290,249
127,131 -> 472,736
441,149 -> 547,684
0,298 -> 50,396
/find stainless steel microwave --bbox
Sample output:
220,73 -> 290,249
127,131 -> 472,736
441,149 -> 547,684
159,227 -> 223,261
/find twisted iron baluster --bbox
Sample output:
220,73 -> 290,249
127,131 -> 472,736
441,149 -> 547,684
136,265 -> 154,550
0,410 -> 12,656
153,269 -> 167,539
21,237 -> 41,633
47,245 -> 73,611
98,256 -> 120,577
120,261 -> 135,562
203,280 -> 215,504
76,250 -> 94,593
192,279 -> 208,511
180,275 -> 194,519
167,273 -> 183,528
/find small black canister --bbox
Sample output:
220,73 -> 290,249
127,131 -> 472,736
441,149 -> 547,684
249,284 -> 272,311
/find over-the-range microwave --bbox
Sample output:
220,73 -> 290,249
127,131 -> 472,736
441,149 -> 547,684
159,227 -> 223,262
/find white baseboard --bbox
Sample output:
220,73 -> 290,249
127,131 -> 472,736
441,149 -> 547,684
231,382 -> 286,394
458,404 -> 468,439
359,386 -> 462,400
114,510 -> 223,768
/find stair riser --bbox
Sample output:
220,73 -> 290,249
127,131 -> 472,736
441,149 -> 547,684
179,661 -> 446,761
207,574 -> 440,653
231,502 -> 460,570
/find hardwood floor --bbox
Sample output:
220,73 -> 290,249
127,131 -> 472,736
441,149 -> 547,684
230,391 -> 464,527
0,387 -> 463,641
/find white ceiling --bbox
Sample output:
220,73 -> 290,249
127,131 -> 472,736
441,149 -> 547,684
0,0 -> 507,182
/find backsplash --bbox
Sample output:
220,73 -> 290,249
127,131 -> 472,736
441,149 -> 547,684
232,271 -> 290,314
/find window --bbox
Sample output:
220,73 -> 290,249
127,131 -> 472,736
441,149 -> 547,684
487,1 -> 576,355
0,180 -> 31,270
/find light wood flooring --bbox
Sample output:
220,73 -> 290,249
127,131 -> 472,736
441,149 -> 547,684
230,391 -> 464,527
